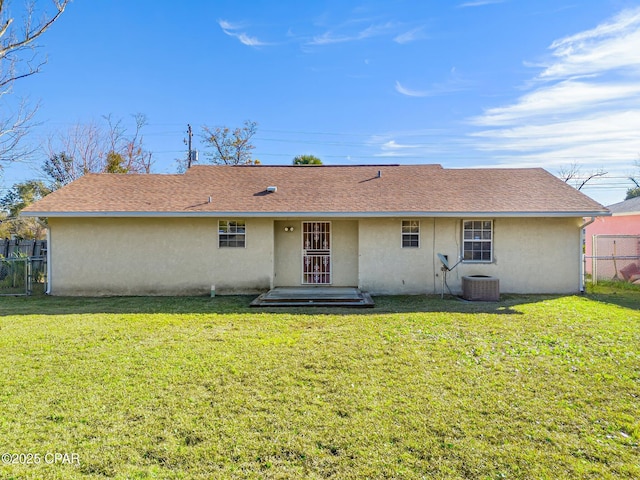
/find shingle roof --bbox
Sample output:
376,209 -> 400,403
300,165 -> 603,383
21,164 -> 609,217
607,195 -> 640,215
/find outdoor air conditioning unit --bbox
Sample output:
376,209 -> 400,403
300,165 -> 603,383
462,275 -> 500,301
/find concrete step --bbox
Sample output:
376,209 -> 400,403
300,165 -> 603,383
250,287 -> 374,308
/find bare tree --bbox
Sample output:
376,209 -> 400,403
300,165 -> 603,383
625,158 -> 640,200
43,114 -> 153,189
0,0 -> 69,166
201,120 -> 258,165
558,162 -> 607,191
45,120 -> 105,182
104,113 -> 153,174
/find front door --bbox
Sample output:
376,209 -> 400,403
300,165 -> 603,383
302,221 -> 331,284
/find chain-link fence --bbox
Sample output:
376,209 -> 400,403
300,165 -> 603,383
587,235 -> 640,284
0,256 -> 47,296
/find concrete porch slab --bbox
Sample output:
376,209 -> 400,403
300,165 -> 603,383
250,286 -> 374,308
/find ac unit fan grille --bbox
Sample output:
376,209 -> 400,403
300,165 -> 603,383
462,276 -> 499,301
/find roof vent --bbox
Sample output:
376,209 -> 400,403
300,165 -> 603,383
266,186 -> 277,193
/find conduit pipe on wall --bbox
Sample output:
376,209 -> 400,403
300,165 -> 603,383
579,217 -> 596,293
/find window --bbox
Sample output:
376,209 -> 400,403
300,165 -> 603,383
219,220 -> 245,247
463,220 -> 493,262
402,220 -> 419,248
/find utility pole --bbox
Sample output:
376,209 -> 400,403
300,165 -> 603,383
185,124 -> 194,169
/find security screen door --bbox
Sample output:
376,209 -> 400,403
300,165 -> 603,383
302,221 -> 331,284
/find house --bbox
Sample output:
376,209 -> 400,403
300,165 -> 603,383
584,196 -> 640,280
585,196 -> 640,250
21,164 -> 608,296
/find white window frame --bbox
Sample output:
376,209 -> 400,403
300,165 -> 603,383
401,220 -> 420,248
218,220 -> 246,248
462,220 -> 493,262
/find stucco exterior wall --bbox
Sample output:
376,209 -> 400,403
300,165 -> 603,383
359,217 -> 582,295
273,220 -> 358,286
49,216 -> 581,296
48,217 -> 273,295
358,218 -> 435,294
455,217 -> 581,294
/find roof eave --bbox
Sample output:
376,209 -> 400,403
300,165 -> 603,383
21,210 -> 612,218
608,210 -> 640,216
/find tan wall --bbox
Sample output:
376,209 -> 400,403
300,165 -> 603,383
358,218 -> 436,294
215,218 -> 273,294
273,220 -> 358,286
359,217 -> 582,295
48,217 -> 273,296
49,216 -> 581,296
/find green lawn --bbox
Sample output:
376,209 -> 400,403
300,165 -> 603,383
0,287 -> 638,479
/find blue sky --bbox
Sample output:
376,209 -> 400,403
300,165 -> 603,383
4,0 -> 640,206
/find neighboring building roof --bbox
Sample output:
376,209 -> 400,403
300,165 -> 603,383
606,195 -> 640,215
21,164 -> 609,218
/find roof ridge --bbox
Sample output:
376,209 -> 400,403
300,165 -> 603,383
186,163 -> 442,169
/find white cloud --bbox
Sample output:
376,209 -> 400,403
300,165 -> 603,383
458,0 -> 505,8
396,71 -> 472,98
308,31 -> 349,46
472,80 -> 640,126
307,22 -> 396,46
218,20 -> 243,31
540,9 -> 640,80
394,27 -> 426,44
368,130 -> 474,159
473,111 -> 640,151
395,81 -> 427,97
468,7 -> 640,177
235,33 -> 267,47
470,111 -> 640,183
218,19 -> 270,47
381,140 -> 421,150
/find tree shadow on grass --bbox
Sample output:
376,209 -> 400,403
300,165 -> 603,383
0,293 -> 573,317
584,292 -> 640,311
583,282 -> 640,311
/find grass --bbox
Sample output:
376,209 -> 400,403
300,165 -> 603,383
0,287 -> 638,479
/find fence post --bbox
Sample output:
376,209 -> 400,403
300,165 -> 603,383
593,235 -> 598,285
